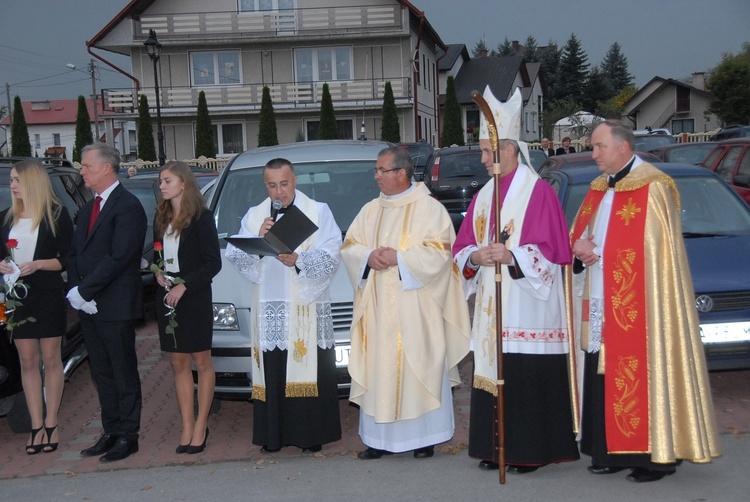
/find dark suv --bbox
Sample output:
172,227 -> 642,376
0,157 -> 92,432
424,146 -> 487,214
398,141 -> 435,181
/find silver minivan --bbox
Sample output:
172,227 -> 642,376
204,140 -> 391,396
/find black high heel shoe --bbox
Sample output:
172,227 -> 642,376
42,424 -> 59,453
175,443 -> 189,454
186,428 -> 209,454
26,426 -> 44,455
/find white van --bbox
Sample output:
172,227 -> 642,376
204,140 -> 391,396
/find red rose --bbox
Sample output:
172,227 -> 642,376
6,239 -> 18,249
154,242 -> 163,252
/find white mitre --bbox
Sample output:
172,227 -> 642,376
478,86 -> 531,168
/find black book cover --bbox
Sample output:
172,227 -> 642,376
225,204 -> 319,256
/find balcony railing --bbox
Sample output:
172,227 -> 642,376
101,77 -> 411,112
134,5 -> 402,39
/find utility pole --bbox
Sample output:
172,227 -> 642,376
5,83 -> 12,129
90,59 -> 99,140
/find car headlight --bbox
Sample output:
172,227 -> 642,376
213,303 -> 239,330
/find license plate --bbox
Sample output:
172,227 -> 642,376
335,344 -> 351,367
700,322 -> 750,344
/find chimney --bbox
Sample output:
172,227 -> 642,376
480,49 -> 488,58
512,40 -> 520,55
691,72 -> 705,91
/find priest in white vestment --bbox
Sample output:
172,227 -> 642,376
342,147 -> 470,459
226,158 -> 342,453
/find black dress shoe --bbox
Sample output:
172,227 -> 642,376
302,444 -> 322,453
413,446 -> 434,459
587,465 -> 626,475
626,468 -> 675,483
81,433 -> 117,457
478,460 -> 499,471
99,437 -> 139,463
186,428 -> 209,454
507,465 -> 539,474
357,447 -> 388,460
175,444 -> 189,454
261,445 -> 281,453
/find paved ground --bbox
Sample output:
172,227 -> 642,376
0,319 -> 749,500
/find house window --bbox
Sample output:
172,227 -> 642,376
676,86 -> 690,113
239,0 -> 294,12
305,119 -> 353,140
294,47 -> 352,83
191,51 -> 241,86
53,133 -> 61,146
35,134 -> 41,148
672,119 -> 694,134
212,123 -> 245,156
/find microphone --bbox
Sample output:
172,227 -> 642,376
271,199 -> 283,221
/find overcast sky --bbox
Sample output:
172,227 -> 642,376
0,0 -> 748,104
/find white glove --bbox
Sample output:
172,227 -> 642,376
81,300 -> 98,315
67,286 -> 86,310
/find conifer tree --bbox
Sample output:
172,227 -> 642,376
318,83 -> 338,140
496,37 -> 514,57
472,37 -> 490,57
600,42 -> 634,94
380,81 -> 401,143
137,94 -> 157,161
257,86 -> 279,147
440,76 -> 464,146
195,91 -> 216,157
72,95 -> 93,162
10,96 -> 31,157
557,33 -> 590,107
523,35 -> 539,62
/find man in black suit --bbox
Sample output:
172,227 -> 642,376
67,143 -> 147,462
541,137 -> 555,157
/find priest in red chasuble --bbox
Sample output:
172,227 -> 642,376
569,120 -> 721,483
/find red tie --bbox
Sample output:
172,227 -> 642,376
87,196 -> 102,235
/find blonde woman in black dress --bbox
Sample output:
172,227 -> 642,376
154,161 -> 221,454
0,160 -> 73,454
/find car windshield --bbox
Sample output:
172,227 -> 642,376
664,145 -> 716,165
213,160 -> 380,244
439,152 -> 486,179
562,175 -> 750,235
635,135 -> 674,151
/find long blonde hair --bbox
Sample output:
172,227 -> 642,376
4,159 -> 61,235
154,161 -> 206,239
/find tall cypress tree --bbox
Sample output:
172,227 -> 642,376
10,96 -> 31,157
257,86 -> 279,147
195,91 -> 216,157
318,83 -> 338,140
72,95 -> 93,162
137,94 -> 157,161
441,76 -> 464,146
380,81 -> 400,143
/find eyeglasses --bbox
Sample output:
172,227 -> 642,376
373,167 -> 402,175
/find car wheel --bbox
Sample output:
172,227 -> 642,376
7,391 -> 32,433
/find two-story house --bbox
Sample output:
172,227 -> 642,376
437,45 -> 545,145
620,73 -> 720,134
89,0 -> 445,160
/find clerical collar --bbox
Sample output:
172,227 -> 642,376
382,183 -> 415,200
608,156 -> 636,188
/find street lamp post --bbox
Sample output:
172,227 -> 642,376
143,29 -> 165,166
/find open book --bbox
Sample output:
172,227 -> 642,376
225,204 -> 319,256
